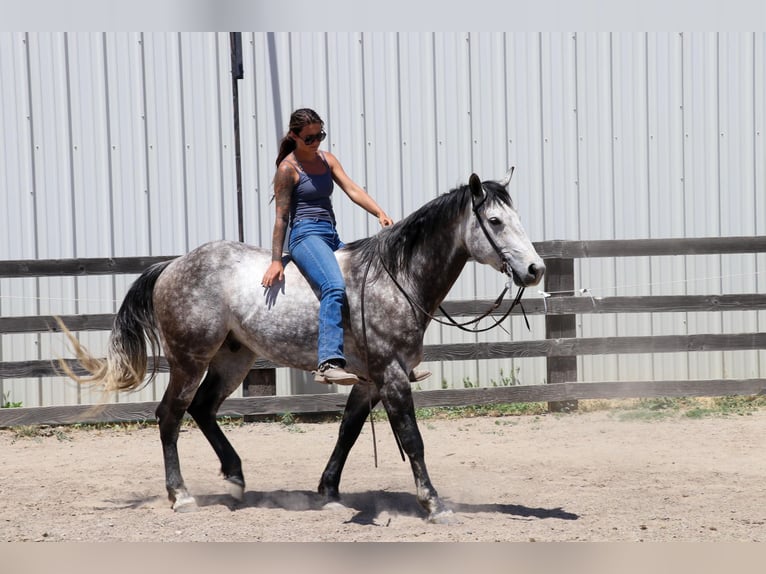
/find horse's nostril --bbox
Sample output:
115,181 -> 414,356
529,262 -> 545,280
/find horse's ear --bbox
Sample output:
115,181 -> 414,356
498,166 -> 515,188
469,173 -> 484,203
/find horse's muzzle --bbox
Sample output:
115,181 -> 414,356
508,260 -> 545,287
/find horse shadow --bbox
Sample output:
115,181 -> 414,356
191,489 -> 579,524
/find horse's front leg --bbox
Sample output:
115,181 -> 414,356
318,382 -> 381,503
380,370 -> 451,523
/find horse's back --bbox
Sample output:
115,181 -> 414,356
152,241 -> 263,333
151,240 -> 325,368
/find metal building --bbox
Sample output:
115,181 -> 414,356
1,32 -> 764,407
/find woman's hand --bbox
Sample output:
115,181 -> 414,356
378,212 -> 394,227
262,260 -> 285,287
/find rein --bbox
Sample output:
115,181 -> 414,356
360,254 -> 405,467
374,189 -> 531,334
377,254 -> 529,333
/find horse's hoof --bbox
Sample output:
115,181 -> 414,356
427,508 -> 455,524
172,495 -> 198,513
322,500 -> 348,511
225,478 -> 245,502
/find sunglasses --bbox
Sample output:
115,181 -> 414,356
297,130 -> 327,145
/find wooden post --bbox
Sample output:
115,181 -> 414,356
544,257 -> 578,412
242,368 -> 276,422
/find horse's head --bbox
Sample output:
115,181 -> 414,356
465,168 -> 545,287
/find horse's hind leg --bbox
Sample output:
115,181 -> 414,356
186,336 -> 257,503
155,360 -> 208,512
318,383 -> 381,504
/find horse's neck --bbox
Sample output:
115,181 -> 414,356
406,223 -> 469,316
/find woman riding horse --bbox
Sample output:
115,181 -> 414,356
59,165 -> 545,521
261,108 -> 428,386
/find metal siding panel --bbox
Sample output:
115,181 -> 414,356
144,32 -> 191,256
27,33 -> 75,258
325,32 -> 370,231
505,33 -> 550,387
647,34 -> 686,245
611,34 -> 653,381
470,33 -> 512,181
647,34 -> 687,239
103,32 -> 156,403
398,33 -> 439,219
718,33 -> 759,378
290,33 -> 331,112
1,33 -> 38,260
575,33 -> 619,382
178,33 -> 231,248
432,32 -> 476,389
397,33 -> 444,388
104,33 -> 150,258
540,32 -> 580,242
355,33 -> 401,243
26,33 -> 78,406
531,32 -> 579,385
646,33 -> 689,381
757,33 -> 766,379
244,32 -> 283,249
506,32 -> 544,213
64,33 -> 116,406
0,34 -> 41,407
682,32 -> 724,380
470,33 -> 512,386
612,33 -> 650,241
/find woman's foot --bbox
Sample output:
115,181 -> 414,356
314,361 -> 359,385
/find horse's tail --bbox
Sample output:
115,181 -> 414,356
58,260 -> 172,393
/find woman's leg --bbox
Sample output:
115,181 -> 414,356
289,222 -> 349,369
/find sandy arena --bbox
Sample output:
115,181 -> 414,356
2,408 -> 765,542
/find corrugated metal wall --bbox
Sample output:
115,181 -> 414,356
1,32 -> 764,407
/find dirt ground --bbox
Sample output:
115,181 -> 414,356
1,407 -> 765,542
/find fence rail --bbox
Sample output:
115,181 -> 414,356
1,236 -> 765,426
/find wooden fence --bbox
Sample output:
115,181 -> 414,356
1,236 -> 765,426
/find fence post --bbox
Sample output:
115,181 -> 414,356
242,367 -> 276,422
544,257 -> 578,412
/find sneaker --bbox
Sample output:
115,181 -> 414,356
409,369 -> 432,382
314,361 -> 359,386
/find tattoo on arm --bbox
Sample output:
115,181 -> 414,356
271,168 -> 293,261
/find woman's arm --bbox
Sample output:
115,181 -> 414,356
325,151 -> 393,227
261,163 -> 296,287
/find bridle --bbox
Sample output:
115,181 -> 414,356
372,185 -> 530,334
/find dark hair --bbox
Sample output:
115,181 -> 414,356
275,108 -> 324,168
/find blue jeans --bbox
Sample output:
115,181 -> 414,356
289,219 -> 346,367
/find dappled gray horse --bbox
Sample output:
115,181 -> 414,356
63,169 -> 544,522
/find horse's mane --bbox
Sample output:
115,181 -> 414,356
345,179 -> 513,281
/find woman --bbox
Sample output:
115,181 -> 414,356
261,108 -> 393,385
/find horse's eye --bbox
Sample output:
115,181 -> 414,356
488,217 -> 502,226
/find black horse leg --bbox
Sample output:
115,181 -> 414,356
155,362 -> 206,511
318,383 -> 381,502
380,377 -> 449,522
186,341 -> 257,502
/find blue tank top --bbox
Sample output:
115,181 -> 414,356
287,152 -> 335,224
